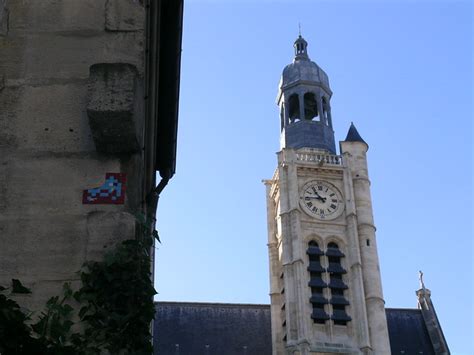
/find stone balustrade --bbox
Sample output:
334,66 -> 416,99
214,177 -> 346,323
295,152 -> 342,165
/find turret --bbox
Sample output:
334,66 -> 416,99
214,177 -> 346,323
276,35 -> 336,153
340,123 -> 392,354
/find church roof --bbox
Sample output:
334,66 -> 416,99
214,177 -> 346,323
386,308 -> 436,354
154,302 -> 441,355
154,302 -> 271,355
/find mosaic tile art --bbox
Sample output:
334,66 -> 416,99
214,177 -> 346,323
82,173 -> 126,204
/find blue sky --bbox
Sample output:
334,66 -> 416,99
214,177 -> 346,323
155,1 -> 472,353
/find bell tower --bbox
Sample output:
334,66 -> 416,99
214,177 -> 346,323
264,36 -> 391,355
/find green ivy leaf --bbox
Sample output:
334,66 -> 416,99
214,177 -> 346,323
63,282 -> 73,298
78,306 -> 89,319
153,230 -> 161,244
11,279 -> 32,294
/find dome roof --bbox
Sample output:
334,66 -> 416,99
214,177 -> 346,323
281,60 -> 330,90
280,35 -> 331,91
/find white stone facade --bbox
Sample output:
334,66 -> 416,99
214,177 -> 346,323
264,145 -> 391,355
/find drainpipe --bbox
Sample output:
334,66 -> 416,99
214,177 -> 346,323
148,169 -> 171,216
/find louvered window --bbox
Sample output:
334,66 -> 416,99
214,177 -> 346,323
307,241 -> 329,324
327,242 -> 351,325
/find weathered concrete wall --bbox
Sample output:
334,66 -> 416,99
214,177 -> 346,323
0,0 -> 146,313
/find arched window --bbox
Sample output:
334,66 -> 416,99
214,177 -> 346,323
304,92 -> 318,121
307,241 -> 329,324
326,242 -> 351,326
288,94 -> 300,122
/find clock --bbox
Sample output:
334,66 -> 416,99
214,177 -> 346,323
300,180 -> 344,220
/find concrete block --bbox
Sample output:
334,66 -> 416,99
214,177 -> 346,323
0,215 -> 88,279
6,0 -> 106,35
1,84 -> 97,152
87,63 -> 140,153
0,31 -> 144,81
105,0 -> 145,32
85,211 -> 136,261
0,152 -> 121,217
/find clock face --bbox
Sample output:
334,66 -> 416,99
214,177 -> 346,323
300,180 -> 344,220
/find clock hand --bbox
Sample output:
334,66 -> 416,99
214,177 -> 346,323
306,195 -> 327,202
313,191 -> 327,203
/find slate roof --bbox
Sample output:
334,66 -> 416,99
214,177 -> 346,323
386,308 -> 435,354
154,302 -> 271,355
154,302 -> 438,355
344,122 -> 367,146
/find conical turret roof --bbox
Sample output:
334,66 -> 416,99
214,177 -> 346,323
344,122 -> 367,145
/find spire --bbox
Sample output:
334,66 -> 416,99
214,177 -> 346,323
415,272 -> 451,353
294,35 -> 309,61
344,122 -> 367,146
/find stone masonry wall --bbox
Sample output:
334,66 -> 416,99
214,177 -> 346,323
0,0 -> 146,313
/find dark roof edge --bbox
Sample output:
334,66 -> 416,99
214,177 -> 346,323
155,301 -> 271,308
385,307 -> 422,312
148,0 -> 184,178
155,302 -> 422,312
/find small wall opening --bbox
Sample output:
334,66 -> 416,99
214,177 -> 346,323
304,92 -> 318,121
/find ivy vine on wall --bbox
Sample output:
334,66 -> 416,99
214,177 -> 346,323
0,214 -> 158,355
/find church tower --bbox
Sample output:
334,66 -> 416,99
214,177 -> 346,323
264,36 -> 391,355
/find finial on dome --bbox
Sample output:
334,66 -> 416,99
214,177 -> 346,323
293,31 -> 309,61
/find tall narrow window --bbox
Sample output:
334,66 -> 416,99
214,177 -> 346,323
307,241 -> 329,324
322,97 -> 328,124
326,242 -> 351,325
280,271 -> 286,342
304,93 -> 318,121
280,106 -> 285,131
288,94 -> 300,122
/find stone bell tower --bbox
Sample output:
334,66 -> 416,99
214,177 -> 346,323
264,36 -> 391,355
